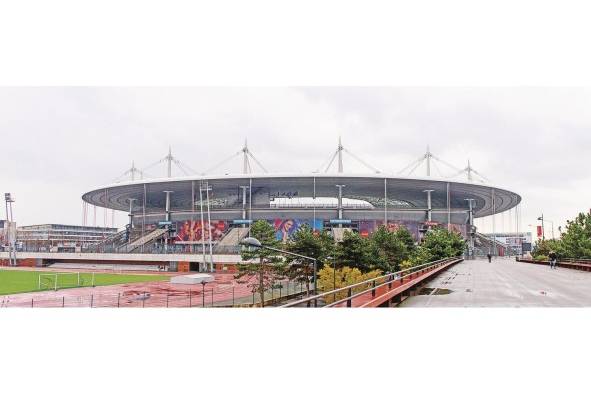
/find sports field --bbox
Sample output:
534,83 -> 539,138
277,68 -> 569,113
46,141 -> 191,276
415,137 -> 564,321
0,269 -> 170,295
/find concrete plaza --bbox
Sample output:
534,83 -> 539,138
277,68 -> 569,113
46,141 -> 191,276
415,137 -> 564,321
401,257 -> 591,307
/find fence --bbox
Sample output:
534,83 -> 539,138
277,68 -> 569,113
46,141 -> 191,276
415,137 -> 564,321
282,257 -> 463,308
0,279 -> 311,308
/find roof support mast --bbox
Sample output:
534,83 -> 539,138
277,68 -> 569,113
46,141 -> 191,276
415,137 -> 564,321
319,136 -> 381,174
338,136 -> 344,173
166,146 -> 173,178
426,145 -> 431,176
243,139 -> 249,174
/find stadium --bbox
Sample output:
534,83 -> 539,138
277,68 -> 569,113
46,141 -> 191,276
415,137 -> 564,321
80,140 -> 522,272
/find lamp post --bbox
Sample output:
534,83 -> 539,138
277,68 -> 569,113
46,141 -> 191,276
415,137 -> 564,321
4,193 -> 16,267
464,198 -> 476,259
537,214 -> 545,241
241,237 -> 319,306
201,280 -> 206,307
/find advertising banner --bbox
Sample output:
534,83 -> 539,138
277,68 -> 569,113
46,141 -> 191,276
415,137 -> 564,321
274,219 -> 324,242
175,220 -> 227,243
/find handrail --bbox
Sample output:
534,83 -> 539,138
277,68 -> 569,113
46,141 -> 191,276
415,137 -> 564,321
280,256 -> 461,308
323,259 -> 456,308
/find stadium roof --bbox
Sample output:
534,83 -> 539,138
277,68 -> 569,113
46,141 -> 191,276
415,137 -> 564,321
82,173 -> 521,219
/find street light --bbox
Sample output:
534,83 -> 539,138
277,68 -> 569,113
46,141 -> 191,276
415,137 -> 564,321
537,214 -> 555,240
241,237 -> 319,306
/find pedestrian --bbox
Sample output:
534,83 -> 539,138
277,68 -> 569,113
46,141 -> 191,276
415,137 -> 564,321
549,251 -> 557,269
487,253 -> 492,263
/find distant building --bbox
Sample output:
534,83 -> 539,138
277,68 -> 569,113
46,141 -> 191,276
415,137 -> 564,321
482,232 -> 532,254
0,220 -> 16,248
17,224 -> 118,252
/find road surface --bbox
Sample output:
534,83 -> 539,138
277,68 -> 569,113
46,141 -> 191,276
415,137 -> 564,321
401,257 -> 591,307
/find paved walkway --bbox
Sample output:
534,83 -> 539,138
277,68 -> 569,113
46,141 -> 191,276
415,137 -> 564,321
401,257 -> 591,307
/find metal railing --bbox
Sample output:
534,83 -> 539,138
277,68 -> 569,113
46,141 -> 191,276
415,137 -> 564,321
281,257 -> 462,308
0,279 -> 309,308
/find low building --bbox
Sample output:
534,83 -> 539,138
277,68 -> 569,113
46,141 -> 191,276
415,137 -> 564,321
482,232 -> 532,255
17,224 -> 118,252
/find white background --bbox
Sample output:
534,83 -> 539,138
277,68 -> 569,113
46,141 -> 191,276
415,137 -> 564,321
2,1 -> 591,393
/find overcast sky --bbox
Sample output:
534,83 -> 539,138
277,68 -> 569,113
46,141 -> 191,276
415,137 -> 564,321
1,87 -> 589,237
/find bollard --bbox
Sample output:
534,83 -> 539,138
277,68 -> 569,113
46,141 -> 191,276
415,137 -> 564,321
371,281 -> 376,297
211,289 -> 214,307
346,288 -> 352,307
62,296 -> 65,308
189,291 -> 192,308
117,293 -> 120,308
232,287 -> 235,307
142,296 -> 145,308
166,294 -> 169,308
91,294 -> 94,308
31,298 -> 33,308
388,275 -> 392,289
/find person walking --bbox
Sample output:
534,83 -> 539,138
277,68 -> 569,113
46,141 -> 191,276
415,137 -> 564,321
487,252 -> 492,263
549,251 -> 558,269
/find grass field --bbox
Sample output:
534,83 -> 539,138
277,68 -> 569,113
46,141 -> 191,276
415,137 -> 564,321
0,269 -> 170,295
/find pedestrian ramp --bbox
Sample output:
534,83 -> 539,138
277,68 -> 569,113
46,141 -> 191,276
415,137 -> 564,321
122,228 -> 168,252
216,227 -> 250,247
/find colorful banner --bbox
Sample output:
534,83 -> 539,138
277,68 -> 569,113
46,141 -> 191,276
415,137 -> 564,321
175,220 -> 227,243
274,219 -> 324,242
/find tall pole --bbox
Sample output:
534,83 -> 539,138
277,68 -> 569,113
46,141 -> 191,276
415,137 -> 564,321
313,177 -> 316,232
384,178 -> 387,224
163,191 -> 173,253
465,198 -> 475,258
205,183 -> 214,272
492,188 -> 497,256
4,193 -> 17,266
248,178 -> 253,237
446,182 -> 451,231
240,186 -> 249,227
142,183 -> 146,253
424,190 -> 434,222
199,181 -> 206,272
127,198 -> 136,242
191,180 -> 195,253
336,185 -> 346,227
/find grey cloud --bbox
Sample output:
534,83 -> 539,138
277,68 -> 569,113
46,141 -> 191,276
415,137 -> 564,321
0,87 -> 588,234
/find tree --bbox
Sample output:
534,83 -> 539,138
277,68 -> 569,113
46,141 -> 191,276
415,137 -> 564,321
334,230 -> 375,273
284,225 -> 334,297
559,212 -> 591,259
317,265 -> 382,302
236,220 -> 286,307
420,227 -> 465,261
532,238 -> 564,260
394,227 -> 416,254
370,226 -> 416,272
407,245 -> 433,267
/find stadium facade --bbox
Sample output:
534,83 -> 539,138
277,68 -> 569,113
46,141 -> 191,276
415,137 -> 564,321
79,141 -> 522,271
